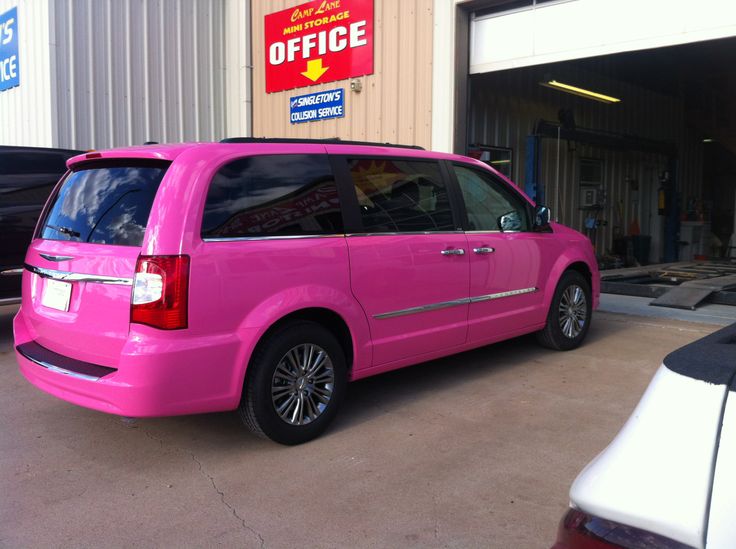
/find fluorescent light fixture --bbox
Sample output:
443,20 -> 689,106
703,138 -> 715,143
490,159 -> 511,165
540,80 -> 621,104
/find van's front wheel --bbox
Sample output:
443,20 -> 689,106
536,271 -> 592,351
238,321 -> 347,445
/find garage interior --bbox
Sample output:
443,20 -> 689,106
466,35 -> 736,272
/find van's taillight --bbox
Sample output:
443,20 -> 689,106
131,255 -> 190,330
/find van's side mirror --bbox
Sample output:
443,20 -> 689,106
534,205 -> 551,228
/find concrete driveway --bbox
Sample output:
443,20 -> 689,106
0,304 -> 717,548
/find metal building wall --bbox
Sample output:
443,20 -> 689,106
224,0 -> 252,140
468,66 -> 703,262
251,0 -> 434,149
49,0 -> 231,150
0,0 -> 55,147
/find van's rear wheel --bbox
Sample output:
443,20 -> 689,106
238,321 -> 347,445
536,271 -> 592,351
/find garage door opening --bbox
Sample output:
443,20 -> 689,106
466,36 -> 736,270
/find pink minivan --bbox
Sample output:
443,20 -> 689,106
14,139 -> 599,444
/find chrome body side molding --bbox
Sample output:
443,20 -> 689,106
373,288 -> 538,319
469,287 -> 538,303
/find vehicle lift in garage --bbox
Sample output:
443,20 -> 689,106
524,118 -> 736,310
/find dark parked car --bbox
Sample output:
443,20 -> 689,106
0,146 -> 82,304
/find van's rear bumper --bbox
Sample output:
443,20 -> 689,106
14,307 -> 248,417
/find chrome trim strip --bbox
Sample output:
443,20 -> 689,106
469,287 -> 538,303
0,297 -> 21,306
373,298 -> 470,319
25,264 -> 133,286
0,268 -> 23,276
18,349 -> 100,381
202,234 -> 345,242
39,254 -> 75,262
347,231 -> 464,237
373,287 -> 538,319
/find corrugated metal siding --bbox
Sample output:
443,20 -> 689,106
251,0 -> 434,149
224,0 -> 252,138
50,0 -> 229,150
0,0 -> 54,146
468,65 -> 703,262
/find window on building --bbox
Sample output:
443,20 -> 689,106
201,154 -> 343,238
347,158 -> 455,233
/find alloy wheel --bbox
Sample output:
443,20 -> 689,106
558,284 -> 587,339
271,343 -> 335,426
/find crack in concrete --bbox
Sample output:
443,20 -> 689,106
141,427 -> 265,548
189,452 -> 266,549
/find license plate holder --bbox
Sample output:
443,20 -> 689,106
41,279 -> 72,312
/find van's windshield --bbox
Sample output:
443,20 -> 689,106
39,161 -> 169,247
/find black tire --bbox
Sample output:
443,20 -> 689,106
536,270 -> 592,351
238,321 -> 347,445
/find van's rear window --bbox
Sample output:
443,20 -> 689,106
39,161 -> 169,247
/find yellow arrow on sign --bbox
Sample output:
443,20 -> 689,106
301,58 -> 329,82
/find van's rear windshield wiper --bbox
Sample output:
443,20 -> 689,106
47,224 -> 81,238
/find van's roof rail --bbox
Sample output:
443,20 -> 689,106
219,137 -> 425,150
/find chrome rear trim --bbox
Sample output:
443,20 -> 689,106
39,254 -> 75,262
16,346 -> 100,381
38,362 -> 100,382
16,341 -> 117,380
25,264 -> 133,286
0,297 -> 21,306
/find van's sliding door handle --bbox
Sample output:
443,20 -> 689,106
473,247 -> 495,254
441,248 -> 465,256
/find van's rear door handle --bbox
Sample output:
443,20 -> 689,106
441,248 -> 465,255
473,247 -> 495,254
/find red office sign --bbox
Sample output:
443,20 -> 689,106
265,0 -> 374,93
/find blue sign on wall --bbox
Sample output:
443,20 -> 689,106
0,7 -> 19,91
290,88 -> 344,124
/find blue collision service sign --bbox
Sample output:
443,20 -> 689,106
0,7 -> 19,91
290,88 -> 344,124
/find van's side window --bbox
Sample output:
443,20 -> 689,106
347,158 -> 455,233
201,154 -> 343,238
453,164 -> 530,232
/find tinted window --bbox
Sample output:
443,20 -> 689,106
1,180 -> 56,205
0,151 -> 73,175
348,158 -> 455,233
454,165 -> 530,231
40,162 -> 168,246
201,154 -> 343,238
